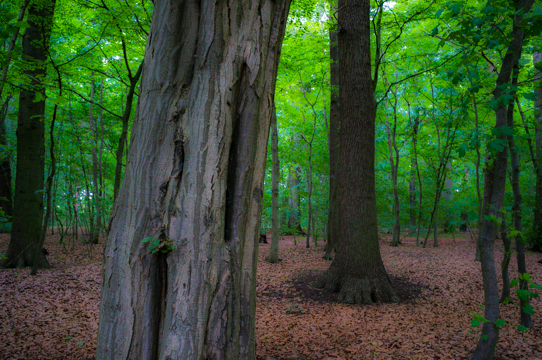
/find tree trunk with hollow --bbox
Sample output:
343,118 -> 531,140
96,1 -> 291,358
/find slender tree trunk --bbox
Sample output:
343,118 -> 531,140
269,108 -> 280,264
88,72 -> 100,243
500,212 -> 511,303
470,78 -> 483,261
386,82 -> 401,247
3,0 -> 56,269
532,52 -> 542,250
286,164 -> 304,235
113,62 -> 144,201
0,97 -> 13,219
409,154 -> 416,235
316,0 -> 398,304
471,2 -> 533,358
507,65 -> 533,328
0,0 -> 31,100
325,21 -> 339,261
412,117 -> 423,246
306,146 -> 312,248
97,2 -> 291,358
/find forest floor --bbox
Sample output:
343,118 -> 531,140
0,232 -> 541,360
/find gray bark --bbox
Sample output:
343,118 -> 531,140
97,1 -> 291,359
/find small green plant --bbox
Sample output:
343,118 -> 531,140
285,304 -> 304,315
141,236 -> 175,254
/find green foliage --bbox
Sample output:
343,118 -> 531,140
141,236 -> 175,254
285,304 -> 304,315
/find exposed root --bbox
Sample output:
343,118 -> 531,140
316,268 -> 399,305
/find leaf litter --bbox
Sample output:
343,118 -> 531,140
1,233 -> 541,359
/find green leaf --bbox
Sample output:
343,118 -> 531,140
522,304 -> 534,315
471,318 -> 481,327
530,283 -> 542,290
517,289 -> 531,301
510,279 -> 519,287
494,319 -> 505,328
16,21 -> 30,30
517,324 -> 528,332
141,237 -> 153,243
524,92 -> 538,101
435,9 -> 444,18
502,298 -> 513,305
481,334 -> 489,340
75,342 -> 85,346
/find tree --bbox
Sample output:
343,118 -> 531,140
96,1 -> 292,358
471,1 -> 534,358
3,0 -> 56,269
269,108 -> 281,263
316,0 -> 398,304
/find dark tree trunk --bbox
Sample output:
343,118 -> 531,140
507,65 -> 533,328
269,108 -> 280,264
471,2 -> 533,358
3,0 -> 56,269
409,154 -> 416,235
500,213 -> 511,303
532,52 -> 542,250
97,1 -> 291,359
0,97 -> 13,220
316,0 -> 397,304
324,22 -> 339,261
113,62 -> 143,201
286,165 -> 304,235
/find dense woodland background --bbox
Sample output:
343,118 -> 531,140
1,0 -> 542,358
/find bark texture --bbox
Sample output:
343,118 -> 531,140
3,0 -> 55,269
324,24 -> 339,261
316,0 -> 397,304
97,1 -> 291,359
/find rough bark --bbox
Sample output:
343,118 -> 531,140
97,1 -> 291,359
316,0 -> 398,304
324,23 -> 339,261
269,108 -> 280,264
471,78 -> 483,262
471,2 -> 533,358
3,0 -> 56,269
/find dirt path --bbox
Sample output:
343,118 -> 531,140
1,234 -> 541,359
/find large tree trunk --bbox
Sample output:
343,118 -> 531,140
96,1 -> 291,359
471,2 -> 533,358
3,0 -> 56,269
269,108 -> 280,263
316,0 -> 397,304
324,22 -> 339,261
